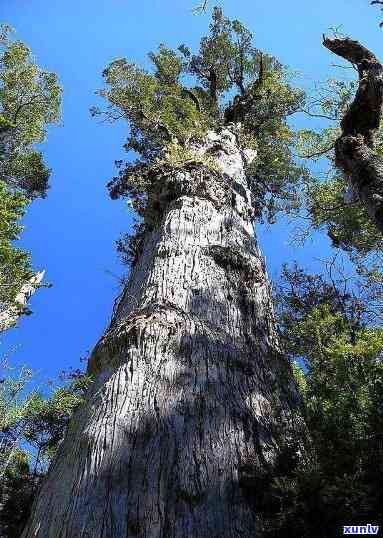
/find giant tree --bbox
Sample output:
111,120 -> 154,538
23,9 -> 307,537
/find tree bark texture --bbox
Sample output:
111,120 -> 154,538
22,128 -> 304,538
323,36 -> 383,232
0,270 -> 45,333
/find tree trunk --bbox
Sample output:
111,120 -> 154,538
323,37 -> 383,233
0,270 -> 45,333
22,127 -> 304,538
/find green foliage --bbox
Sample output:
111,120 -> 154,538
307,174 -> 383,254
0,364 -> 41,536
0,25 -> 61,197
0,364 -> 93,470
22,372 -> 92,462
0,363 -> 93,536
96,8 -> 307,225
0,25 -> 61,332
2,150 -> 50,199
296,76 -> 383,255
266,264 -> 383,536
233,67 -> 306,221
0,180 -> 33,313
180,7 -> 258,98
0,365 -> 34,440
0,448 -> 35,538
296,78 -> 356,162
93,47 -> 210,161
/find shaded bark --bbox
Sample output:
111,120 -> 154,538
323,36 -> 383,232
22,128 -> 304,538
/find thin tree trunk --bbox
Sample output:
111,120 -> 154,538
22,128 -> 304,538
323,36 -> 383,232
0,270 -> 45,333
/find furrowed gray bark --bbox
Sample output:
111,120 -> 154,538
323,36 -> 383,232
22,128 -> 304,538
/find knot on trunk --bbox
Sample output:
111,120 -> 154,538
145,165 -> 252,226
204,245 -> 264,284
88,303 -> 184,374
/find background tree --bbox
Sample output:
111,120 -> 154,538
0,183 -> 34,331
0,24 -> 61,198
296,27 -> 383,241
266,13 -> 383,532
294,44 -> 383,299
321,36 -> 383,233
265,262 -> 383,537
0,362 -> 92,538
23,9 -> 308,537
0,24 -> 61,331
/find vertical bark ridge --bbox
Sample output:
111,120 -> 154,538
22,128 -> 304,538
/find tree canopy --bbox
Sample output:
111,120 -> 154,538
93,7 -> 307,226
0,25 -> 61,198
0,25 -> 61,329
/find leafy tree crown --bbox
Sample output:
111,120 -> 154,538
94,7 -> 307,225
0,24 -> 62,198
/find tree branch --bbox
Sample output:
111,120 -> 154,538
371,1 -> 383,28
181,88 -> 201,112
258,52 -> 264,86
234,44 -> 246,96
13,94 -> 42,123
208,67 -> 218,102
323,35 -> 383,233
300,109 -> 337,121
192,0 -> 208,14
299,144 -> 335,159
224,52 -> 264,124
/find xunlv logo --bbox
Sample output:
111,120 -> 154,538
343,524 -> 380,535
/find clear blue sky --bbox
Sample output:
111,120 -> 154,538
0,0 -> 381,382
